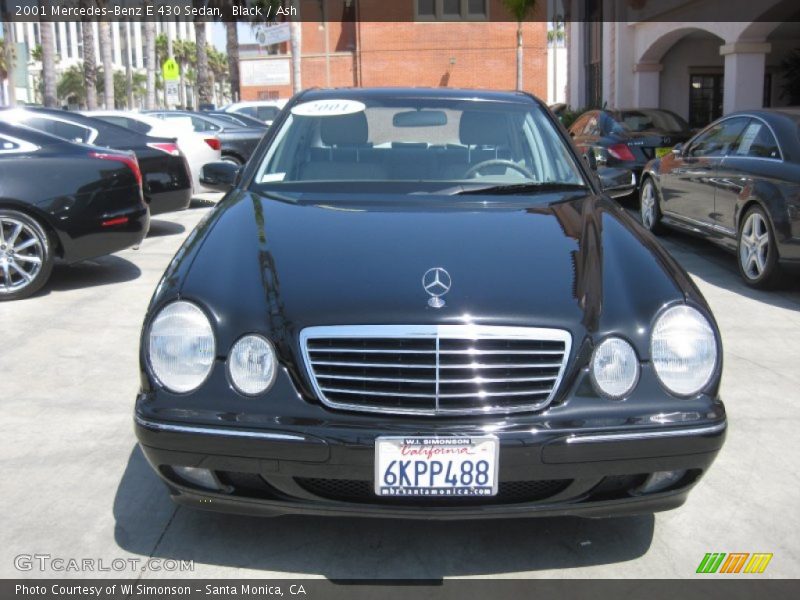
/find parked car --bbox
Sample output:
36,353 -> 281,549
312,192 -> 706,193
146,110 -> 265,166
640,108 -> 800,288
135,88 -> 725,520
0,121 -> 149,300
218,100 -> 287,126
206,111 -> 269,130
0,108 -> 192,215
83,110 -> 222,194
569,108 -> 694,187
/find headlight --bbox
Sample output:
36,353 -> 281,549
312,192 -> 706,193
148,301 -> 215,393
651,305 -> 717,396
228,335 -> 278,395
591,337 -> 639,399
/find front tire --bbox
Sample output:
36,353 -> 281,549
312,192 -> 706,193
738,206 -> 782,289
639,177 -> 663,234
0,209 -> 54,301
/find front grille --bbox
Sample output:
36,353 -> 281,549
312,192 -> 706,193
300,325 -> 571,415
296,477 -> 571,506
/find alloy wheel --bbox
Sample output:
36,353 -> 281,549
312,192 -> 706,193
641,181 -> 655,229
739,212 -> 770,280
0,216 -> 45,295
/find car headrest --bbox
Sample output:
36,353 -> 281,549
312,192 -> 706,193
320,112 -> 368,146
459,111 -> 510,146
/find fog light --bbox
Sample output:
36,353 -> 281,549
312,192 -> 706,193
172,466 -> 223,491
636,470 -> 686,494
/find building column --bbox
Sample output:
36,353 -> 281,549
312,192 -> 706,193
633,62 -> 661,108
720,42 -> 770,114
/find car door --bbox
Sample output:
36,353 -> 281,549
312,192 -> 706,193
714,118 -> 783,242
659,117 -> 749,227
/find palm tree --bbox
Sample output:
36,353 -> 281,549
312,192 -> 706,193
225,22 -> 240,102
144,7 -> 156,110
155,33 -> 169,106
208,46 -> 228,105
39,16 -> 57,107
1,6 -> 16,106
289,0 -> 302,93
174,40 -> 193,108
194,21 -> 212,106
57,63 -> 87,106
80,9 -> 97,109
98,16 -> 114,108
502,0 -> 538,90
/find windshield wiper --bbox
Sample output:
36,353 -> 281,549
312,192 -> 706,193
453,182 -> 589,196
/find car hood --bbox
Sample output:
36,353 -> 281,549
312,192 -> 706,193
174,190 -> 699,361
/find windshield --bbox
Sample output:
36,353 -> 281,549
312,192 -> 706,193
614,110 -> 689,133
252,97 -> 586,195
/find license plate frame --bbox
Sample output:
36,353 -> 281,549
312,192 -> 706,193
374,435 -> 499,497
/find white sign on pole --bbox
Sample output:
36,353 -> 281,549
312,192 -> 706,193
240,59 -> 291,87
255,23 -> 291,47
165,81 -> 180,105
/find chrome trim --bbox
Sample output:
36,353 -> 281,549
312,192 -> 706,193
565,421 -> 726,444
134,414 -> 308,442
299,324 -> 572,416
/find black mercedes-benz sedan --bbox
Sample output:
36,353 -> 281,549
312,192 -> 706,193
146,110 -> 266,166
570,108 -> 693,187
135,88 -> 726,520
0,107 -> 192,215
640,108 -> 800,288
0,121 -> 149,300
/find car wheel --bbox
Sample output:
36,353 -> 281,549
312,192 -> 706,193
221,154 -> 242,166
639,178 -> 663,234
738,206 -> 782,289
0,209 -> 54,301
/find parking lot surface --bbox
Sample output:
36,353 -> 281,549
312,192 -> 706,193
1,201 -> 798,579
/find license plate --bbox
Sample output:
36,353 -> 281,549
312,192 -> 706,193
655,146 -> 672,158
374,436 -> 499,497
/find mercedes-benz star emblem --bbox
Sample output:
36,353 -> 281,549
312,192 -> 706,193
422,267 -> 451,308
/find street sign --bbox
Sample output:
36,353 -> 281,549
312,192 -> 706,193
162,58 -> 180,82
165,81 -> 180,105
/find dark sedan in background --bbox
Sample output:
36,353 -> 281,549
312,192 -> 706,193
0,121 -> 149,300
206,111 -> 269,130
146,110 -> 265,166
570,108 -> 693,187
135,88 -> 725,521
0,108 -> 192,215
640,108 -> 800,288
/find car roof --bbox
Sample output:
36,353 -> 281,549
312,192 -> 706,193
295,87 -> 540,105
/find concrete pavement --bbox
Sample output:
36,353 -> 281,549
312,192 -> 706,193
0,203 -> 797,579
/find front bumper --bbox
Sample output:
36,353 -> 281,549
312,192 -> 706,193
134,410 -> 726,520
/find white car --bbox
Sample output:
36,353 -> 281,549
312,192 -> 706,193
219,100 -> 287,126
83,111 -> 222,194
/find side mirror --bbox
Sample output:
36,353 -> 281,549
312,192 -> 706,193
598,166 -> 636,199
671,143 -> 683,156
200,161 -> 240,192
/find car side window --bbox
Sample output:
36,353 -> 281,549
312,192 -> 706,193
686,118 -> 749,158
0,136 -> 21,152
236,107 -> 257,117
733,120 -> 781,159
190,117 -> 220,132
257,106 -> 279,121
24,117 -> 92,143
